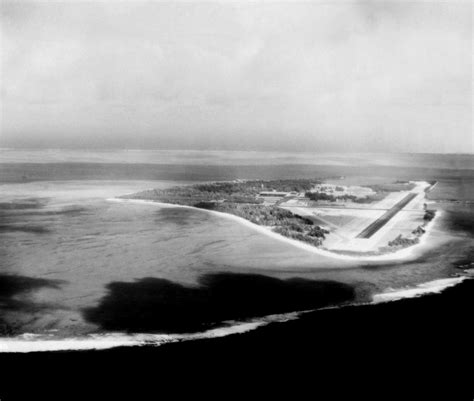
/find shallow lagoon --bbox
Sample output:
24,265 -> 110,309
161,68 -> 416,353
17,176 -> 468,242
0,151 -> 472,350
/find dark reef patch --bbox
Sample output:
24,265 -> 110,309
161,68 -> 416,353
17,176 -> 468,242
0,198 -> 48,210
444,207 -> 474,235
0,274 -> 64,334
24,206 -> 89,217
0,274 -> 63,310
83,273 -> 355,333
154,206 -> 208,227
0,198 -> 51,234
0,224 -> 50,234
3,278 -> 474,399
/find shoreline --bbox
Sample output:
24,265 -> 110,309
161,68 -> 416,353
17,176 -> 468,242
3,278 -> 474,399
0,309 -> 306,353
1,274 -> 469,353
108,197 -> 441,262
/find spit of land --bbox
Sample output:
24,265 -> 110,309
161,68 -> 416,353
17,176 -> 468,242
123,178 -> 437,257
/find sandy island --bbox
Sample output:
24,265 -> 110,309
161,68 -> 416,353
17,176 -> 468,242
108,195 -> 440,262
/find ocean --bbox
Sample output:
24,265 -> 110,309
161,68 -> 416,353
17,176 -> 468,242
0,150 -> 473,349
1,150 -> 473,397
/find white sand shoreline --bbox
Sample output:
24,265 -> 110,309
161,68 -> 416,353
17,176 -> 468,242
108,197 -> 441,262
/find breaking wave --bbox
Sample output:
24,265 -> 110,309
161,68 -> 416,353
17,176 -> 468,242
372,276 -> 468,303
0,310 -> 305,353
1,275 -> 470,352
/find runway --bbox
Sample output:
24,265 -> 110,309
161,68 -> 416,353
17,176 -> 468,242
356,193 -> 418,238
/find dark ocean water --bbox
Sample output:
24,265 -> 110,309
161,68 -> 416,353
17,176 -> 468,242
0,151 -> 473,397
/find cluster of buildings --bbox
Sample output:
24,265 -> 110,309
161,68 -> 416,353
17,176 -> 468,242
310,184 -> 374,199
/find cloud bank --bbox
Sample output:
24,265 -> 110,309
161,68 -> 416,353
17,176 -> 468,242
1,1 -> 472,152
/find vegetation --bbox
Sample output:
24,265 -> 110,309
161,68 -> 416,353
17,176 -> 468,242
424,210 -> 436,221
412,226 -> 426,235
124,185 -> 261,205
394,180 -> 410,184
352,194 -> 387,204
126,178 -> 431,251
273,227 -> 326,247
367,182 -> 416,193
386,207 -> 435,250
305,192 -> 337,202
388,234 -> 419,247
303,180 -> 413,204
198,203 -> 328,245
124,179 -> 329,248
193,179 -> 319,195
125,179 -> 320,206
304,191 -> 381,204
340,182 -> 417,205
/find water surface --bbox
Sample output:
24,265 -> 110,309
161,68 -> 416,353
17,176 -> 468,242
0,151 -> 472,347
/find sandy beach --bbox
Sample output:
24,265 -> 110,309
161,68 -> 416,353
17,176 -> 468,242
108,197 -> 441,262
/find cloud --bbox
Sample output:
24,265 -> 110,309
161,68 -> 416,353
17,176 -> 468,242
0,1 -> 472,152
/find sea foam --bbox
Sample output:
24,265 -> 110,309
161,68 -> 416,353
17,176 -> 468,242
372,276 -> 468,303
0,310 -> 304,353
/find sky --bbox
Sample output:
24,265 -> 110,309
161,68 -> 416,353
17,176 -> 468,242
0,0 -> 472,153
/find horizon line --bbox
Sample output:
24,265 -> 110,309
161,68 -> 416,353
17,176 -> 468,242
0,148 -> 473,156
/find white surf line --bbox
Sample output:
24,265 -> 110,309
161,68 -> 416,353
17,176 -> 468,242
372,276 -> 468,303
0,309 -> 307,353
107,197 -> 440,262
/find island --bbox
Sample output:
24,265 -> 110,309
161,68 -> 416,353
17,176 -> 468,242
121,178 -> 438,257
